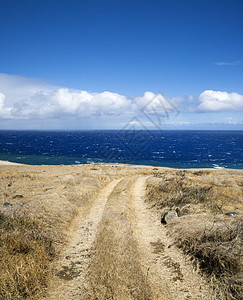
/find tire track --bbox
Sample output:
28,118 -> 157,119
130,176 -> 214,299
47,179 -> 121,299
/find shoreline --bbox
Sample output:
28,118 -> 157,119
0,160 -> 23,166
1,159 -> 242,171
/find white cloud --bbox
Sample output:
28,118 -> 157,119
0,92 -> 14,119
134,92 -> 179,115
198,90 -> 243,112
0,74 -> 183,121
0,73 -> 135,119
0,93 -> 5,108
50,88 -> 132,117
171,96 -> 184,106
1,73 -> 242,128
162,121 -> 192,126
133,91 -> 156,107
215,60 -> 242,66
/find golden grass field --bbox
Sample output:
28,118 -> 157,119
0,161 -> 242,299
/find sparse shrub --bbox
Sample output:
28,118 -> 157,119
146,177 -> 211,211
193,170 -> 210,176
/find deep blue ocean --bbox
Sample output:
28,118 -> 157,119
0,130 -> 242,169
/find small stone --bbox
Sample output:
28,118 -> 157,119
12,194 -> 24,199
3,202 -> 13,207
225,212 -> 238,217
161,210 -> 178,224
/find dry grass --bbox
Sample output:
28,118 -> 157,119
0,165 -> 111,241
147,169 -> 243,215
86,222 -> 152,299
146,169 -> 243,299
0,164 -> 153,299
1,164 -> 242,299
0,164 -> 112,299
0,213 -> 54,299
170,217 -> 243,299
147,177 -> 211,210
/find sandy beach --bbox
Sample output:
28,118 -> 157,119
0,160 -> 22,166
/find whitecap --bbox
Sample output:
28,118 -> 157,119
213,164 -> 224,169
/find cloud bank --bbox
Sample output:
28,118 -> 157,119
0,74 -> 135,119
0,74 -> 243,123
198,90 -> 243,112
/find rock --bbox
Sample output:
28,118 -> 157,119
225,212 -> 239,217
3,202 -> 13,207
12,194 -> 23,199
161,210 -> 178,224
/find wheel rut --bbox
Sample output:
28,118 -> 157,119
47,179 -> 121,299
130,177 -> 213,299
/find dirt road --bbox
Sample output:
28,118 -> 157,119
47,176 -> 212,299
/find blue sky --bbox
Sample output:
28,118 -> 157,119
0,0 -> 242,130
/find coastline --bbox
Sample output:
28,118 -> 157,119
0,160 -> 22,166
1,159 -> 243,172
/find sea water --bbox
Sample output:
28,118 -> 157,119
0,130 -> 242,169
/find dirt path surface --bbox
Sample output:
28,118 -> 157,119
130,177 -> 212,299
47,179 -> 122,299
47,175 -> 213,299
